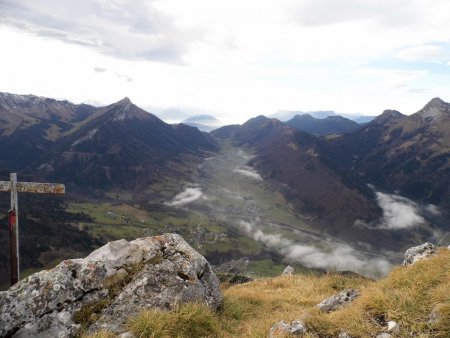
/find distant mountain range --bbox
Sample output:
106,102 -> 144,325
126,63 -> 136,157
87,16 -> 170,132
0,92 -> 217,193
212,98 -> 450,246
286,114 -> 361,136
181,115 -> 222,132
270,110 -> 377,123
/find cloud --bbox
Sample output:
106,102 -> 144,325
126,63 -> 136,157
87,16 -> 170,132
0,0 -> 198,62
357,68 -> 427,90
166,187 -> 203,207
375,191 -> 425,229
94,67 -> 106,73
283,243 -> 391,276
291,0 -> 420,27
116,73 -> 133,82
233,166 -> 263,181
395,44 -> 450,63
237,219 -> 391,277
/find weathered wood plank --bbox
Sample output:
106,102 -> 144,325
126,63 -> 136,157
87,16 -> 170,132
0,181 -> 65,194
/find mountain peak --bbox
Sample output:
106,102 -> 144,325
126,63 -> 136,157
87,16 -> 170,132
116,97 -> 132,105
417,97 -> 450,121
426,97 -> 445,107
372,109 -> 405,125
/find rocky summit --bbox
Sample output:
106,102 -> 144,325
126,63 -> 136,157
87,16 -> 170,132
0,234 -> 222,338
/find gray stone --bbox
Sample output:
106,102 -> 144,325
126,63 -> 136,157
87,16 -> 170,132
281,266 -> 294,275
387,320 -> 399,334
268,320 -> 307,337
0,234 -> 222,338
402,242 -> 436,266
428,307 -> 442,325
119,332 -> 135,338
338,333 -> 352,338
316,289 -> 359,312
376,334 -> 392,338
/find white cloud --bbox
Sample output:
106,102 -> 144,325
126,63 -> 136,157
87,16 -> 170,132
375,191 -> 425,229
233,166 -> 263,181
291,0 -> 420,27
395,44 -> 450,63
283,243 -> 391,277
237,219 -> 391,277
0,0 -> 198,62
166,187 -> 204,206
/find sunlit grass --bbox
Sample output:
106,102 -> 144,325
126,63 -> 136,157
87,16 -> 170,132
111,249 -> 450,337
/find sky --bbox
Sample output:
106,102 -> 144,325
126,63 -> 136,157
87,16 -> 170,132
1,0 -> 450,124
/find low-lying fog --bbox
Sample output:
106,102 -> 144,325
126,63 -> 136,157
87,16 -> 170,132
165,146 -> 447,277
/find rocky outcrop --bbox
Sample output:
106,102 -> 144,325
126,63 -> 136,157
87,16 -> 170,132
402,242 -> 436,266
268,320 -> 307,337
316,289 -> 359,312
0,234 -> 222,338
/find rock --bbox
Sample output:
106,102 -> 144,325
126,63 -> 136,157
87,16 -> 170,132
428,308 -> 440,325
387,320 -> 399,334
0,234 -> 222,338
402,242 -> 436,266
376,334 -> 392,338
268,320 -> 307,337
338,333 -> 352,338
316,289 -> 359,312
119,332 -> 135,338
281,266 -> 294,275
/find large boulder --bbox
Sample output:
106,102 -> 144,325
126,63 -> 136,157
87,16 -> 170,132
402,242 -> 436,266
0,234 -> 222,337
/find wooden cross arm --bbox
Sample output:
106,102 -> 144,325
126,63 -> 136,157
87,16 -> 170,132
0,181 -> 65,194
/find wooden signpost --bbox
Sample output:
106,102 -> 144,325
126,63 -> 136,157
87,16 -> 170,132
0,173 -> 65,286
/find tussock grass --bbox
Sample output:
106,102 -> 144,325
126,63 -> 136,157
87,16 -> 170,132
88,249 -> 450,337
304,249 -> 450,337
127,302 -> 221,338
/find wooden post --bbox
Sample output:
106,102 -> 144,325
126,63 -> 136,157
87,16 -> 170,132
0,173 -> 65,286
9,173 -> 19,285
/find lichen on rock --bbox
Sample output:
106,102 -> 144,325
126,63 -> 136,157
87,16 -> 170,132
0,234 -> 222,338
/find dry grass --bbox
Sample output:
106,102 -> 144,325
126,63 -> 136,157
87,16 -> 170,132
127,302 -> 221,338
221,272 -> 371,337
88,249 -> 450,337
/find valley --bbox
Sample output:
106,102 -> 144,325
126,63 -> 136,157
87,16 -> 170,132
1,93 -> 449,290
67,142 -> 400,280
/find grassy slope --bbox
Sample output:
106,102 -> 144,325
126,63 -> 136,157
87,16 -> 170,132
88,249 -> 450,337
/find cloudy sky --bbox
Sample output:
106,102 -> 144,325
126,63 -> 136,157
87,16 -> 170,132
1,0 -> 450,123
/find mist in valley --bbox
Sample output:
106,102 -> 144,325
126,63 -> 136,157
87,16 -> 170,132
164,145 -> 416,277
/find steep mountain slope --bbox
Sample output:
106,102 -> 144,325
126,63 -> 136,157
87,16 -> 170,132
324,98 -> 450,211
0,93 -> 98,170
286,114 -> 361,136
0,92 -> 218,192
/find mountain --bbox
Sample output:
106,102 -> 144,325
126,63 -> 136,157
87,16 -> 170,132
212,116 -> 388,246
0,92 -> 218,192
181,114 -> 222,132
270,110 -> 376,124
212,98 -> 450,247
324,98 -> 450,210
286,114 -> 361,136
270,110 -> 337,121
